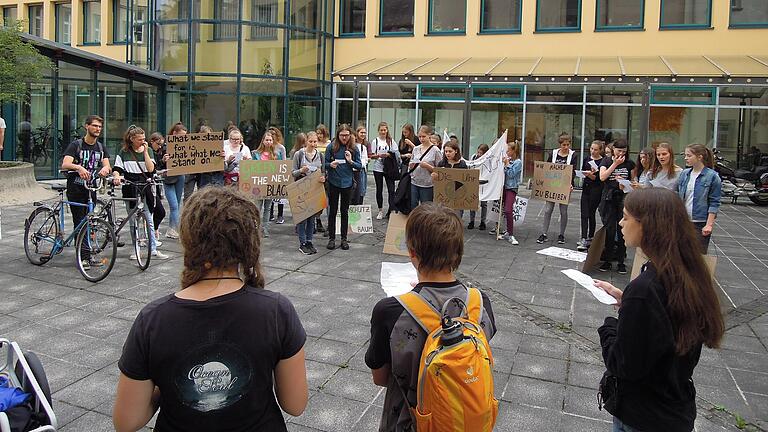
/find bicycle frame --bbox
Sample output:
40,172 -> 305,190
33,191 -> 96,257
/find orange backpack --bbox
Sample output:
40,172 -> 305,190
396,287 -> 498,432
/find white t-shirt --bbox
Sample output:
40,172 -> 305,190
224,143 -> 252,173
684,170 -> 701,221
0,117 -> 6,129
371,137 -> 395,173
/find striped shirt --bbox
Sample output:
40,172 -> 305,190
114,147 -> 155,182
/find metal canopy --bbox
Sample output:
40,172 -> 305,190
333,55 -> 768,84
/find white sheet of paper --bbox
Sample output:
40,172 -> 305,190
575,170 -> 586,178
380,262 -> 419,297
335,159 -> 347,164
589,160 -> 599,171
561,269 -> 618,305
536,247 -> 588,263
617,179 -> 634,193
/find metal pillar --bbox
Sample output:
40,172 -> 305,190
352,81 -> 360,128
639,81 -> 651,150
462,83 -> 471,157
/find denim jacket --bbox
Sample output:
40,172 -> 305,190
504,159 -> 522,190
324,142 -> 362,188
677,167 -> 722,221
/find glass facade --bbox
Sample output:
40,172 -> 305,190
335,82 -> 768,178
536,0 -> 581,31
596,0 -> 644,30
481,0 -> 521,32
151,0 -> 333,149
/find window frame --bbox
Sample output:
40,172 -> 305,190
28,4 -> 43,37
659,0 -> 712,30
428,0 -> 466,35
729,0 -> 768,28
339,0 -> 366,37
55,2 -> 72,44
535,0 -> 582,33
650,86 -> 717,106
595,0 -> 645,32
249,0 -> 279,40
479,0 -> 522,34
82,0 -> 101,45
213,0 -> 239,41
378,0 -> 414,36
471,84 -> 524,102
2,6 -> 18,26
418,84 -> 468,102
113,0 -> 128,44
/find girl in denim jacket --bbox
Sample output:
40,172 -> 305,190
677,144 -> 722,253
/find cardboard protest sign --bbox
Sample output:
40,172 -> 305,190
239,160 -> 293,200
581,226 -> 606,273
383,213 -> 409,256
433,168 -> 480,210
486,196 -> 527,224
532,161 -> 573,205
167,131 -> 225,176
286,170 -> 326,224
335,205 -> 374,234
536,246 -> 587,263
631,248 -> 717,280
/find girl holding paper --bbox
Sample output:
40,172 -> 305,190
324,124 -> 362,250
536,132 -> 579,245
594,187 -> 723,432
577,141 -> 605,251
292,131 -> 325,255
631,147 -> 658,188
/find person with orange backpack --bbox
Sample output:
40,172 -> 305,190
366,202 -> 499,432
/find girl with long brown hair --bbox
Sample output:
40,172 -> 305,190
595,187 -> 724,432
352,125 -> 370,205
370,121 -> 400,219
324,124 -> 362,250
632,147 -> 658,188
677,143 -> 722,252
399,123 -> 417,173
651,142 -> 682,190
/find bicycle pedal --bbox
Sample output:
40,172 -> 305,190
33,202 -> 43,206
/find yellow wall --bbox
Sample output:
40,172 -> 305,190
333,0 -> 768,65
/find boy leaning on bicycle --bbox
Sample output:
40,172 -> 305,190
60,115 -> 111,267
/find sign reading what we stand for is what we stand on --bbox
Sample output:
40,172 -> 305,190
166,132 -> 226,176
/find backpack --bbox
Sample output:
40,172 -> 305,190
396,287 -> 498,432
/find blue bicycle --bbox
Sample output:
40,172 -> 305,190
23,178 -> 117,282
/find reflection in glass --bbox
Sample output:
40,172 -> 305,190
288,30 -> 321,80
16,83 -> 53,178
527,85 -> 584,103
661,0 -> 710,27
470,103 -> 523,154
524,104 -> 583,175
240,94 -> 284,147
250,0 -> 279,39
536,0 -> 580,30
585,105 -> 641,155
55,3 -> 71,44
430,0 -> 466,32
114,0 -> 129,42
335,99 -> 367,129
288,98 -> 321,140
243,27 -> 283,75
649,107 -> 714,165
132,81 -> 158,136
214,0 -> 239,40
421,102 -> 464,144
341,0 -> 366,34
482,0 -> 521,31
154,25 -> 189,72
730,0 -> 768,26
381,0 -> 414,33
291,0 -> 319,30
192,93 -> 238,131
194,24 -> 239,74
98,72 -> 129,155
597,0 -> 643,28
717,108 -> 768,169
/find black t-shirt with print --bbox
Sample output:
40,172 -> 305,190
119,286 -> 306,432
63,138 -> 110,190
600,157 -> 636,191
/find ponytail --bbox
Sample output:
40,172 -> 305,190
686,143 -> 714,169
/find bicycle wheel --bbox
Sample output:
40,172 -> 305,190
133,211 -> 152,270
75,218 -> 117,282
24,207 -> 60,265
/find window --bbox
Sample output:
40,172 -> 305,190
596,0 -> 644,30
291,0 -> 319,31
250,0 -> 278,40
380,0 -> 414,34
2,6 -> 18,26
340,0 -> 365,35
133,6 -> 147,44
214,0 -> 238,40
536,0 -> 581,32
83,0 -> 101,44
114,0 -> 128,43
177,0 -> 200,42
660,0 -> 711,28
730,0 -> 768,28
651,86 -> 716,105
481,0 -> 522,33
429,0 -> 465,33
28,5 -> 43,36
55,3 -> 71,43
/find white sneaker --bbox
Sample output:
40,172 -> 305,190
155,240 -> 163,248
152,250 -> 169,259
508,235 -> 519,245
129,254 -> 137,260
165,228 -> 179,239
376,210 -> 384,220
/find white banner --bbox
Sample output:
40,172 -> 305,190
443,129 -> 451,145
465,130 -> 507,202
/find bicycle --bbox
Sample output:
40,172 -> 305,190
23,178 -> 118,282
94,175 -> 161,271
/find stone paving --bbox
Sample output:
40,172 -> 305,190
0,182 -> 767,432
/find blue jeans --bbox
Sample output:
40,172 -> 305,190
258,199 -> 271,235
613,417 -> 641,432
410,184 -> 434,210
297,216 -> 316,245
126,197 -> 157,252
164,178 -> 184,230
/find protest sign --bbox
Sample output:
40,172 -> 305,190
487,196 -> 527,224
167,131 -> 225,176
536,246 -> 587,263
434,168 -> 480,210
631,248 -> 717,280
383,213 -> 409,256
581,226 -> 606,273
286,170 -> 327,224
239,160 -> 292,200
335,205 -> 374,234
532,161 -> 573,204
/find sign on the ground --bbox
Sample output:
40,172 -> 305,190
286,170 -> 326,224
532,161 -> 573,204
383,213 -> 409,256
335,205 -> 374,234
433,168 -> 480,210
239,160 -> 292,199
166,131 -> 225,176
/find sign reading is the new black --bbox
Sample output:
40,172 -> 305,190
167,131 -> 225,176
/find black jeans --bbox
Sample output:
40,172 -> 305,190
580,186 -> 603,239
328,184 -> 352,240
153,186 -> 166,231
67,187 -> 96,260
601,192 -> 626,264
373,171 -> 396,212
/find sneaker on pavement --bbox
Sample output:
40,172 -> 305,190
478,222 -> 486,231
165,228 -> 179,239
340,239 -> 350,250
617,263 -> 628,274
599,261 -> 612,272
376,210 -> 384,220
129,254 -> 137,260
155,240 -> 163,248
276,217 -> 285,225
326,239 -> 336,250
299,244 -> 312,255
536,234 -> 548,244
557,235 -> 566,244
508,235 -> 519,245
576,239 -> 587,251
152,250 -> 169,259
307,242 -> 318,254
467,221 -> 475,230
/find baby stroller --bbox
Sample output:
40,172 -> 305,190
0,339 -> 57,432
